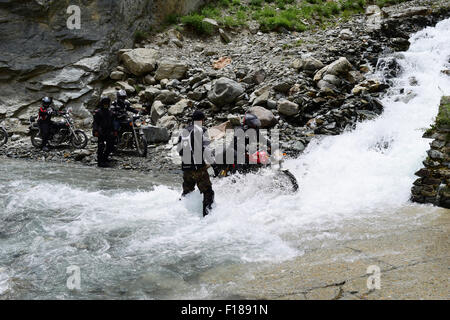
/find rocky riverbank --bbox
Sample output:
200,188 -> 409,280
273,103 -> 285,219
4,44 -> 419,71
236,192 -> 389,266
1,0 -> 450,173
412,96 -> 450,209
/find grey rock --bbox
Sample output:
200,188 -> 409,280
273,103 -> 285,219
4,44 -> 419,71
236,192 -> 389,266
150,101 -> 166,124
157,115 -> 178,131
168,99 -> 190,116
219,28 -> 231,43
208,77 -> 245,107
248,106 -> 277,128
110,71 -> 125,80
314,57 -> 354,82
155,59 -> 189,80
292,56 -> 324,75
142,126 -> 170,143
121,48 -> 159,76
155,90 -> 181,105
278,99 -> 300,117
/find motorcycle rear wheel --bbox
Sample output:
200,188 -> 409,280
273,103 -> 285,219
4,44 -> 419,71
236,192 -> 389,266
0,127 -> 7,147
30,131 -> 43,148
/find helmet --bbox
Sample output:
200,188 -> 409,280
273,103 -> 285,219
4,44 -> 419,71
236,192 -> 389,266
100,96 -> 111,108
243,113 -> 261,129
42,97 -> 52,107
117,90 -> 127,101
192,110 -> 206,121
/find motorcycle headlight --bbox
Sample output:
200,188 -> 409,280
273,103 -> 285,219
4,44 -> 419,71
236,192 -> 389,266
135,120 -> 142,127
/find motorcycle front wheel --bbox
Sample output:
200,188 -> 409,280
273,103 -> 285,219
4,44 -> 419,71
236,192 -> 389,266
281,169 -> 299,193
0,127 -> 7,147
71,130 -> 88,149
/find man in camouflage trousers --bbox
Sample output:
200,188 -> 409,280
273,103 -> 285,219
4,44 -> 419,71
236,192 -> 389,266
177,110 -> 214,217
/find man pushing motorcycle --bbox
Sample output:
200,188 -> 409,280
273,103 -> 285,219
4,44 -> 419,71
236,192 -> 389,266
38,97 -> 63,152
212,113 -> 272,177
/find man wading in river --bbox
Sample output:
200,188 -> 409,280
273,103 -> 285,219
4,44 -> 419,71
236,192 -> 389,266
177,111 -> 215,217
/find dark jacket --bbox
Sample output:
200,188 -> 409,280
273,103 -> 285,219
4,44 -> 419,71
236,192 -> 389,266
93,107 -> 115,136
38,106 -> 56,123
111,100 -> 138,121
177,124 -> 211,171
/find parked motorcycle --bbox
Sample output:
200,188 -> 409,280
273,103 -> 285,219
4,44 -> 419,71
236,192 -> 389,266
212,149 -> 299,193
114,113 -> 148,157
29,109 -> 88,149
0,125 -> 7,147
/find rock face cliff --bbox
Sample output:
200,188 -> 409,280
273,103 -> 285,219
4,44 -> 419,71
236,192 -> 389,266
412,96 -> 450,209
0,0 -> 209,120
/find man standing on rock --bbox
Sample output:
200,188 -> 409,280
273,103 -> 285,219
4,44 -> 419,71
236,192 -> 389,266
177,110 -> 215,217
93,97 -> 116,168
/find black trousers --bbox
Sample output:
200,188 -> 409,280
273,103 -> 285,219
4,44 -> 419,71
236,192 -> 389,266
38,121 -> 53,148
97,134 -> 114,165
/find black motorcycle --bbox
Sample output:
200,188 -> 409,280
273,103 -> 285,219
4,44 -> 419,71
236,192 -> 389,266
114,113 -> 148,157
0,125 -> 7,147
29,109 -> 88,149
213,150 -> 299,193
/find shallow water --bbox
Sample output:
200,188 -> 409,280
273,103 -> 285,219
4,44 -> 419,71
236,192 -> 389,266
1,19 -> 449,299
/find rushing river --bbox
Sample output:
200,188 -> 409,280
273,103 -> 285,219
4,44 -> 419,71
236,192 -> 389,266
1,19 -> 450,299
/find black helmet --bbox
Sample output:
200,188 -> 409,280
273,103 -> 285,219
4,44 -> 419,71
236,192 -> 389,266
192,110 -> 206,121
42,97 -> 52,107
100,96 -> 111,108
243,113 -> 261,129
117,90 -> 127,101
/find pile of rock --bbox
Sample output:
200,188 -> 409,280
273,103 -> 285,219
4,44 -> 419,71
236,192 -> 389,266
411,96 -> 450,209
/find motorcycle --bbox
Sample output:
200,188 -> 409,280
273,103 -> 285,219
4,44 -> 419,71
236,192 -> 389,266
113,113 -> 148,158
212,149 -> 299,193
29,108 -> 88,149
0,124 -> 7,147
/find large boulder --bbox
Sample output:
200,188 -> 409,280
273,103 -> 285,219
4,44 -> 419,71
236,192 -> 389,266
142,126 -> 170,143
292,56 -> 324,75
168,99 -> 191,116
208,77 -> 245,107
366,5 -> 384,31
277,99 -> 299,117
150,101 -> 166,124
314,57 -> 354,82
155,90 -> 181,105
248,106 -> 277,128
157,115 -> 178,131
121,48 -> 159,76
155,59 -> 189,80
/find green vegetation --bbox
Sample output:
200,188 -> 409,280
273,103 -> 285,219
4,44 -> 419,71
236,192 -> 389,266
134,30 -> 149,43
424,96 -> 450,137
173,0 -> 412,35
436,96 -> 450,128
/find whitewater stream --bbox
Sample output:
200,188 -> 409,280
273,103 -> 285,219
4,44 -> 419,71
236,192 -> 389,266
1,19 -> 449,299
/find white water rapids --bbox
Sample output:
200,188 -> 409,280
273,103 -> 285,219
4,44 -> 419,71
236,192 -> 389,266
0,19 -> 449,299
